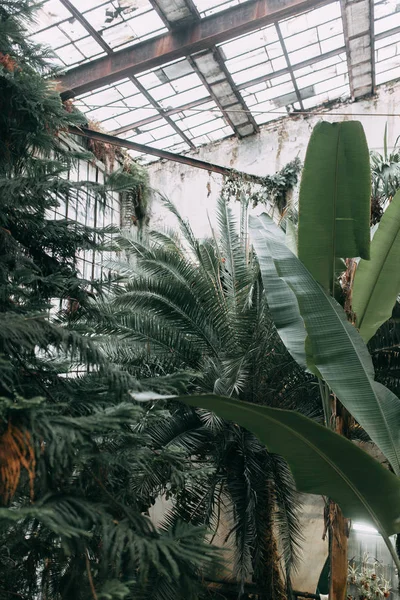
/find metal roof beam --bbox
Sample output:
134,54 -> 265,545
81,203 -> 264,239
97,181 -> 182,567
149,0 -> 199,27
58,0 -> 112,55
212,48 -> 259,137
189,50 -> 259,138
111,97 -> 211,135
340,0 -> 374,99
151,1 -> 257,139
275,23 -> 304,111
69,126 -> 266,183
128,75 -> 196,149
59,0 -> 330,99
235,46 -> 347,90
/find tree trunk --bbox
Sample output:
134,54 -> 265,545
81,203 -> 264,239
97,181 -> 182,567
329,502 -> 348,600
329,397 -> 350,600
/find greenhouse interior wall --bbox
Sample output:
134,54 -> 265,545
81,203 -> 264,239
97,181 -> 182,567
146,80 -> 400,238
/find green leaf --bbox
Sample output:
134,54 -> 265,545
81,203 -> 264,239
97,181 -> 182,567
298,121 -> 371,292
250,217 -> 307,369
353,190 -> 400,342
249,213 -> 400,475
175,394 -> 400,537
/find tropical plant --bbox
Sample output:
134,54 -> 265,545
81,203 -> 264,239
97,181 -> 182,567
82,193 -> 326,598
0,3 -> 217,599
247,122 -> 400,596
139,121 -> 400,600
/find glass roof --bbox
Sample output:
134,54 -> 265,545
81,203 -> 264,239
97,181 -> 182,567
30,0 -> 399,162
374,0 -> 400,86
30,0 -> 167,68
192,0 -> 253,18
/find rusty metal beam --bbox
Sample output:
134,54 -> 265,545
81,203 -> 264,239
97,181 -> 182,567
69,126 -> 266,184
59,0 -> 330,99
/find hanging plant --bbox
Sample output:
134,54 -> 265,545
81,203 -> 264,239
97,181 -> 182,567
221,157 -> 302,216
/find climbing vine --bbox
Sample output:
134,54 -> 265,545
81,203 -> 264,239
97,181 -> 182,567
221,157 -> 302,215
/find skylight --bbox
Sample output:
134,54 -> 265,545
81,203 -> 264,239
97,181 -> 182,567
28,0 -> 399,161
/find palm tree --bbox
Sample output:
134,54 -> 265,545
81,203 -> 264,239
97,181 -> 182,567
87,195 -> 323,598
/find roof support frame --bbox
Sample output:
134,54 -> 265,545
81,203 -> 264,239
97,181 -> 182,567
369,0 -> 376,92
59,0 -> 194,150
59,0 -> 331,98
339,0 -> 355,98
187,55 -> 238,133
149,0 -> 200,27
109,46 -> 347,136
147,0 -> 172,29
188,51 -> 259,138
235,46 -> 347,91
339,0 -> 374,98
58,0 -> 113,55
153,0 -> 258,139
212,48 -> 260,135
127,74 -> 196,149
111,97 -> 211,135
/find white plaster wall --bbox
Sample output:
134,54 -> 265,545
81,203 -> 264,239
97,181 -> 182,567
292,495 -> 328,593
146,81 -> 400,238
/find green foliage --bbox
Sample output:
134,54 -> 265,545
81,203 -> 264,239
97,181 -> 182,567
222,157 -> 302,214
353,190 -> 400,342
249,212 -> 400,476
83,194 -> 321,596
0,3 -> 214,600
298,121 -> 371,291
138,392 -> 400,539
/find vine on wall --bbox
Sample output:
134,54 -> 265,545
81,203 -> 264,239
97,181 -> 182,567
221,157 -> 302,215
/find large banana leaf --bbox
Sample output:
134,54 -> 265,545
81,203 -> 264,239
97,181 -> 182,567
249,213 -> 400,475
162,394 -> 400,538
298,121 -> 371,292
251,218 -> 308,369
353,190 -> 400,343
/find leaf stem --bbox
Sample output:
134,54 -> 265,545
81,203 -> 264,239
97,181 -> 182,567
318,380 -> 332,429
85,548 -> 98,600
